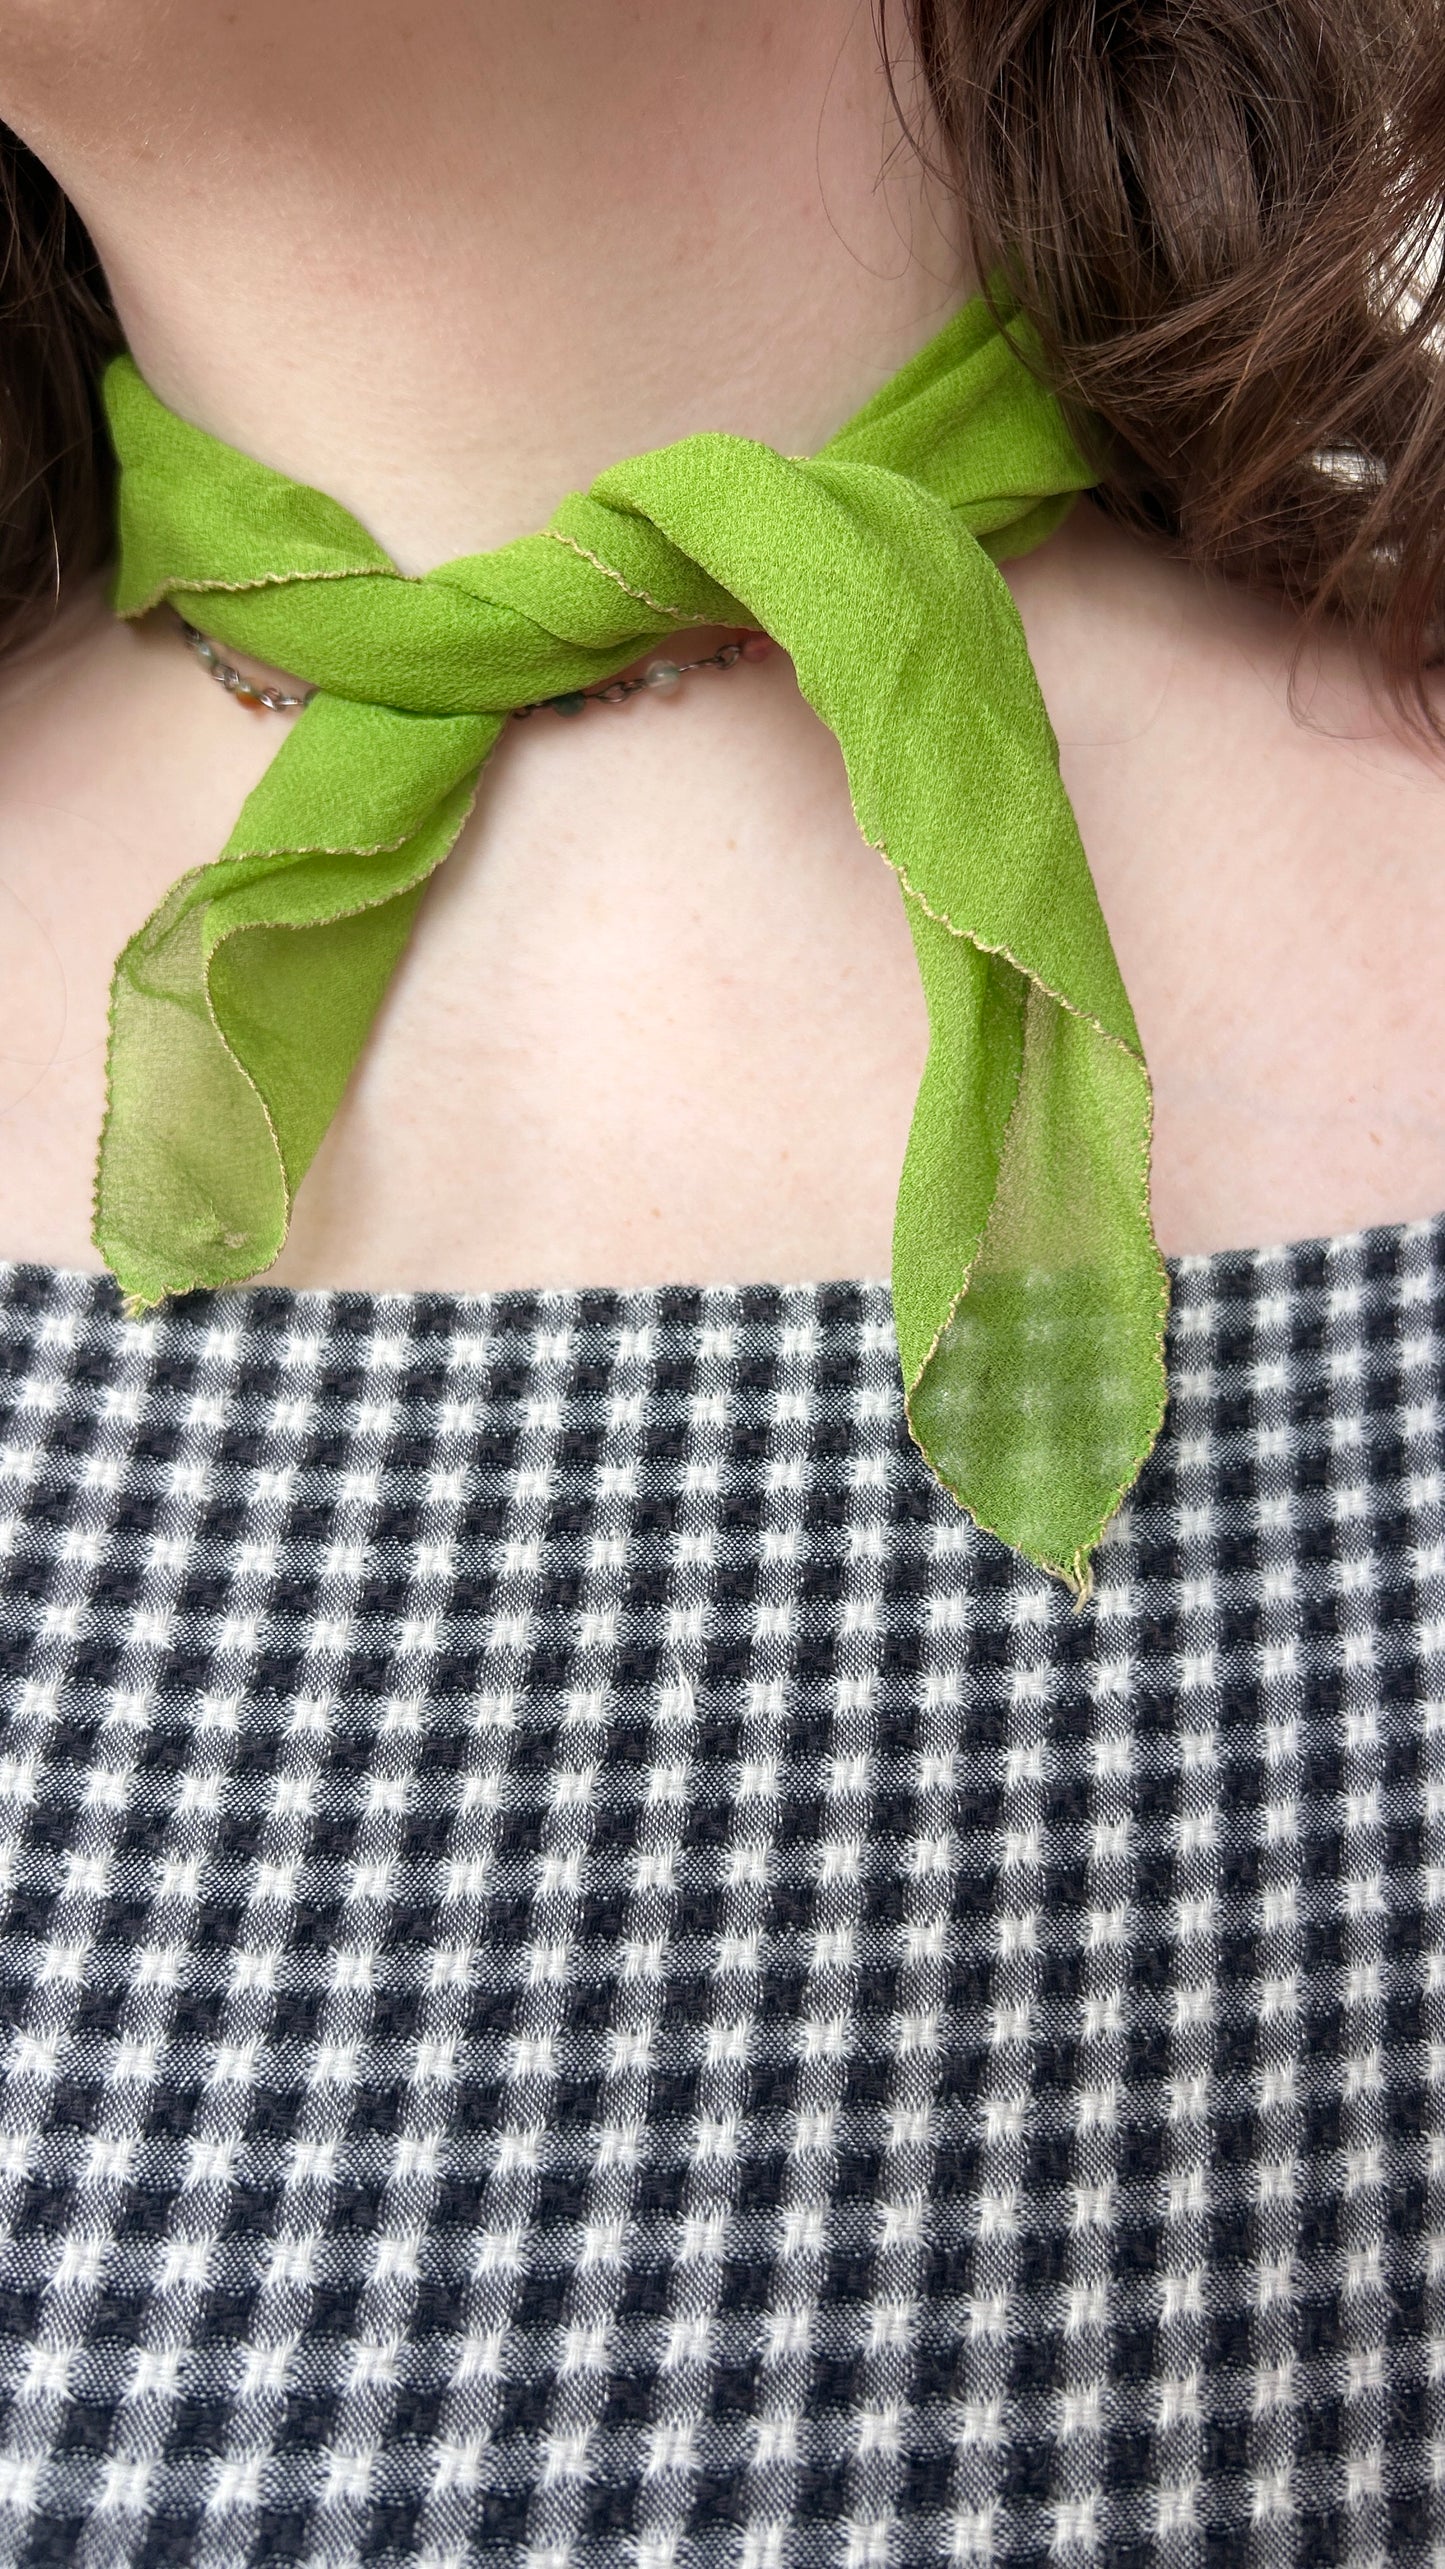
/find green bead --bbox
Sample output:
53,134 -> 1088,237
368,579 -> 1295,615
551,692 -> 587,717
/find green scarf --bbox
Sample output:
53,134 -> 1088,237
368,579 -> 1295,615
96,291 -> 1168,1593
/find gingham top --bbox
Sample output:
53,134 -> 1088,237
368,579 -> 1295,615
0,1214 -> 1439,2569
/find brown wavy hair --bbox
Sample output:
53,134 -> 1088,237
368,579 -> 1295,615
883,0 -> 1445,722
1,0 -> 1443,712
0,136 -> 122,661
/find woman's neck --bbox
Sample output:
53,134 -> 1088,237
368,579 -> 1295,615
6,0 -> 968,572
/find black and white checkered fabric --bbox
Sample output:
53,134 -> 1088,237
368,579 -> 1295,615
0,1215 -> 1438,2569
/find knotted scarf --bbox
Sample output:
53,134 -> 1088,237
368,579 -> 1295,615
96,291 -> 1168,1593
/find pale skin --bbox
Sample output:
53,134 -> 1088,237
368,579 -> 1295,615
0,0 -> 1438,1292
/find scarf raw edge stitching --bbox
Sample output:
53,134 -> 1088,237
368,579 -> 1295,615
542,528 -> 699,624
121,562 -> 394,622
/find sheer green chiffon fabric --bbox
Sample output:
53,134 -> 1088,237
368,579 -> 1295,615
96,293 -> 1168,1591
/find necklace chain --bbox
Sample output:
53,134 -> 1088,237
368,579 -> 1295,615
173,610 -> 771,718
175,616 -> 314,712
